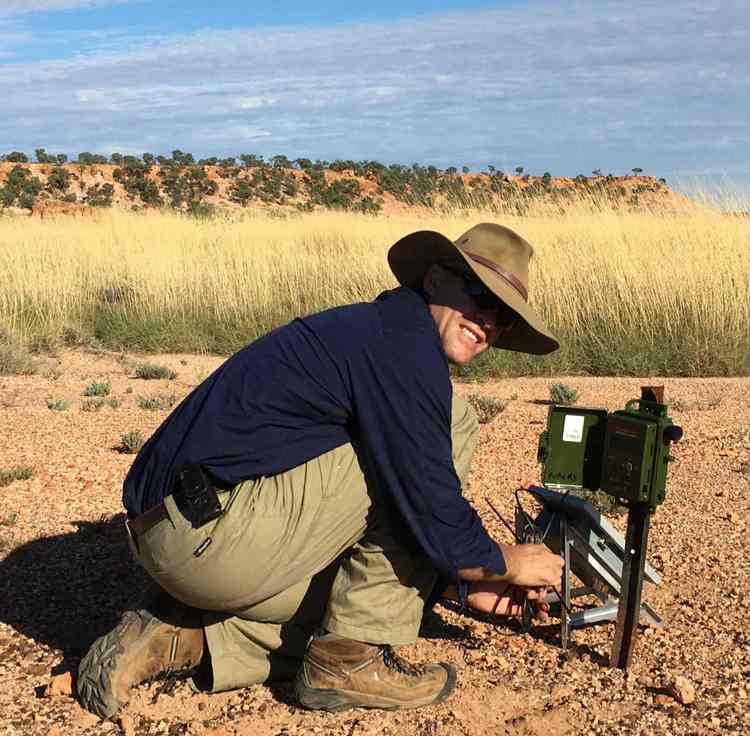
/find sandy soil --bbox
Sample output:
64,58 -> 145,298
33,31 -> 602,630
1,349 -> 748,736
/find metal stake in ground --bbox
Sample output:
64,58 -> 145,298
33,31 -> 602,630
610,503 -> 651,669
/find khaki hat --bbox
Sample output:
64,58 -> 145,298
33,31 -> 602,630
388,222 -> 559,355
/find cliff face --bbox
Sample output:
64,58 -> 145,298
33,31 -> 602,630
0,161 -> 693,216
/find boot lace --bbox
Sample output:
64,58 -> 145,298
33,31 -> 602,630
380,645 -> 426,677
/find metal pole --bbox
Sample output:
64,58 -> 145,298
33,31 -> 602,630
610,504 -> 651,669
560,517 -> 571,652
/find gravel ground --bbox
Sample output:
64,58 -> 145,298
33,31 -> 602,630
1,349 -> 748,736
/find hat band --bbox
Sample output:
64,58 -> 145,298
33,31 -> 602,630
460,248 -> 529,302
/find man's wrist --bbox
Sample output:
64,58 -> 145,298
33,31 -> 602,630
457,563 -> 512,583
498,543 -> 517,583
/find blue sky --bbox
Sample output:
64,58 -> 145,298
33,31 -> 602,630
1,0 -> 748,195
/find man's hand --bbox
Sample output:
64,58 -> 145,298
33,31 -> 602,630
499,543 -> 564,588
443,581 -> 551,622
457,543 -> 563,588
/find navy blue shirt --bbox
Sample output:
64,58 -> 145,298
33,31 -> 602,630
123,286 -> 506,580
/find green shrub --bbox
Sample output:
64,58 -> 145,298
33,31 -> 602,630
549,383 -> 580,405
229,178 -> 254,207
46,167 -> 73,194
107,398 -> 121,409
0,165 -> 43,209
119,430 -> 145,454
466,393 -> 508,424
137,393 -> 177,410
112,160 -> 164,206
83,379 -> 111,397
157,163 -> 216,212
134,363 -> 177,380
5,151 -> 28,163
0,465 -> 34,487
46,398 -> 69,411
84,182 -> 114,207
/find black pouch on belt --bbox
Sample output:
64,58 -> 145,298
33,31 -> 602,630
172,463 -> 224,528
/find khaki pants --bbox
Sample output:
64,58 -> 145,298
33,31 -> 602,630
132,395 -> 478,692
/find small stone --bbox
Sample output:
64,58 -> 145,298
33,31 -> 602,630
655,694 -> 674,705
71,711 -> 100,729
44,671 -> 73,697
119,714 -> 136,736
203,728 -> 234,736
552,685 -> 575,700
667,675 -> 696,705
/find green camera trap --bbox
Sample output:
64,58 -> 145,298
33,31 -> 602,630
537,387 -> 682,512
524,387 -> 682,669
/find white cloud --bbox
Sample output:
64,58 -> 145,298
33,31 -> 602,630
236,96 -> 278,110
0,0 -> 748,187
196,125 -> 273,142
0,0 -> 137,16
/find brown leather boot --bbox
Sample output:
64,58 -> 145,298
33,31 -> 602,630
77,592 -> 204,718
294,636 -> 456,712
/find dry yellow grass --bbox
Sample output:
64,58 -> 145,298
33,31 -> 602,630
0,202 -> 747,375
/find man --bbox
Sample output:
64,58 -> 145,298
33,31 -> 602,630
77,222 -> 563,717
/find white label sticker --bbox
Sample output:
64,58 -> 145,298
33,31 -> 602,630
562,414 -> 585,443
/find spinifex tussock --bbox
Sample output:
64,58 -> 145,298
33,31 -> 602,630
0,465 -> 34,487
134,362 -> 177,380
0,198 -> 747,377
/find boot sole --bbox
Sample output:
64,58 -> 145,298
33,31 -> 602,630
78,609 -> 200,718
77,611 -> 141,718
294,662 -> 457,712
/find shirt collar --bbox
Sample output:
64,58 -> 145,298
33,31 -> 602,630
375,286 -> 441,339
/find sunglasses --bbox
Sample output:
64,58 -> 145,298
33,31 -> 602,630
446,267 -> 519,328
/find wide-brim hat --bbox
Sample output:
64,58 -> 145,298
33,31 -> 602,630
388,222 -> 559,355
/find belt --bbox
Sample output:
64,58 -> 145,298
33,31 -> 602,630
127,502 -> 169,538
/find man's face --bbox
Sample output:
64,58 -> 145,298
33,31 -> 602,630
424,264 -> 516,365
